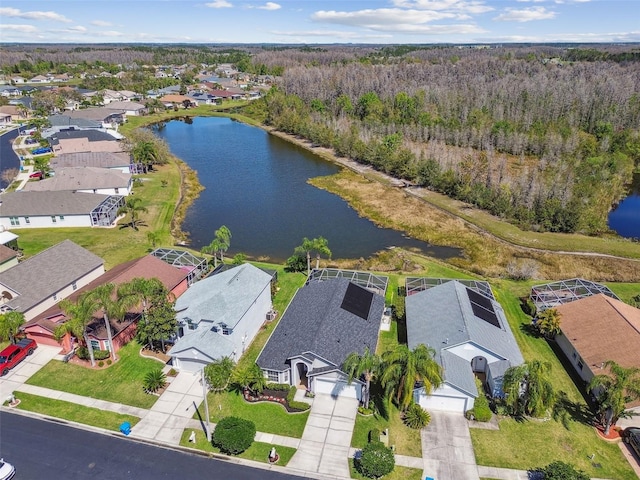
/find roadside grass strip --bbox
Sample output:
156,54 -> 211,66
348,459 -> 423,480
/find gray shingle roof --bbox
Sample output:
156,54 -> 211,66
0,191 -> 112,216
50,152 -> 131,170
0,239 -> 103,313
49,129 -> 120,146
174,263 -> 272,328
48,116 -> 102,128
22,167 -> 131,192
406,281 -> 523,393
257,278 -> 385,372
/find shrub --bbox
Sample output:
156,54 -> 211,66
98,361 -> 104,367
265,383 -> 291,391
167,368 -> 177,376
106,359 -> 112,366
356,441 -> 395,478
93,349 -> 110,361
530,461 -> 588,480
468,394 -> 493,422
368,429 -> 381,444
403,403 -> 431,429
288,400 -> 310,411
358,405 -> 373,415
143,368 -> 167,393
286,386 -> 297,404
212,416 -> 256,455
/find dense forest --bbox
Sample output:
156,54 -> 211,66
2,43 -> 639,234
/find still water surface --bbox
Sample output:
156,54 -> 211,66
154,117 -> 461,262
608,174 -> 640,239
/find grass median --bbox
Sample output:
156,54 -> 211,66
9,391 -> 140,431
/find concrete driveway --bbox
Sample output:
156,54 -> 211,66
287,393 -> 358,479
421,411 -> 480,480
0,344 -> 60,401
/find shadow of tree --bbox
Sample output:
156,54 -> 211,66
553,391 -> 595,430
519,321 -> 542,338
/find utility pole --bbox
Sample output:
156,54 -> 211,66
201,367 -> 211,442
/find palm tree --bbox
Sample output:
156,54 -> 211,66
343,347 -> 380,410
535,308 -> 562,338
117,197 -> 148,230
133,140 -> 158,173
589,360 -> 640,435
0,311 -> 26,344
232,363 -> 267,396
88,283 -> 137,362
202,225 -> 232,268
380,344 -> 443,411
205,357 -> 235,392
54,292 -> 99,367
503,360 -> 555,418
295,236 -> 332,276
146,231 -> 161,250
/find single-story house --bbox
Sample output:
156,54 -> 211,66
257,277 -> 385,400
0,191 -> 125,229
104,101 -> 147,116
158,94 -> 195,108
0,113 -> 11,126
50,129 -> 125,155
63,108 -> 125,129
49,152 -> 133,174
22,167 -> 133,196
0,239 -> 104,321
23,254 -> 190,352
46,115 -> 104,134
554,294 -> 640,400
0,105 -> 27,121
406,279 -> 524,413
0,86 -> 20,97
170,263 -> 273,372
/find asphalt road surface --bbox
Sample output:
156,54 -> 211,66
0,128 -> 20,190
0,411 -> 308,480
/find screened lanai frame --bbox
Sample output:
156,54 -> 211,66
530,278 -> 619,312
405,277 -> 495,300
306,268 -> 388,296
151,248 -> 209,285
90,195 -> 124,227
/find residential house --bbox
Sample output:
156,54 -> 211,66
28,75 -> 50,84
0,240 -> 104,321
0,86 -> 20,97
52,73 -> 70,83
0,113 -> 11,126
0,191 -> 125,229
63,108 -> 125,129
117,90 -> 139,102
159,94 -> 195,108
49,129 -> 125,155
104,101 -> 147,116
101,89 -> 125,104
170,264 -> 273,372
23,254 -> 190,352
146,85 -> 181,98
0,244 -> 19,273
187,92 -> 219,106
257,277 -> 385,400
554,294 -> 640,399
50,152 -> 133,174
10,76 -> 25,84
405,279 -> 524,413
22,167 -> 133,196
45,115 -> 104,136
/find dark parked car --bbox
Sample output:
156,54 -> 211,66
624,427 -> 640,458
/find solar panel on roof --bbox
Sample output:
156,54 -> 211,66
466,288 -> 501,328
341,282 -> 374,321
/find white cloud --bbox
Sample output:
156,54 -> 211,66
0,24 -> 38,33
271,29 -> 392,39
205,0 -> 232,8
313,8 -> 460,27
0,7 -> 71,23
493,6 -> 556,22
479,30 -> 640,43
92,30 -> 125,37
391,0 -> 493,14
68,26 -> 87,32
91,20 -> 113,27
258,2 -> 281,10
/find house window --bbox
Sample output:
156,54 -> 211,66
10,217 -> 20,226
222,327 -> 232,335
577,361 -> 583,371
283,370 -> 289,383
188,322 -> 197,330
72,281 -> 77,291
53,293 -> 58,301
51,216 -> 57,223
266,370 -> 279,382
59,215 -> 64,221
24,216 -> 30,224
572,352 -> 577,360
115,188 -> 119,194
90,340 -> 100,351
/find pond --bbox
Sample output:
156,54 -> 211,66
153,117 -> 461,262
608,173 -> 640,239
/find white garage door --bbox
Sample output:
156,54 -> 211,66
420,395 -> 469,413
314,379 -> 360,399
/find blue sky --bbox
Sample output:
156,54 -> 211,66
1,0 -> 638,44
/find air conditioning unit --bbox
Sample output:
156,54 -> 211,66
266,310 -> 277,322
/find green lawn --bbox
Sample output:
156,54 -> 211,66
349,459 -> 423,480
179,428 -> 296,465
470,417 -> 636,479
9,392 -> 140,431
26,341 -> 161,409
196,391 -> 309,439
351,402 -> 422,458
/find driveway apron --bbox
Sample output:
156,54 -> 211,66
421,411 -> 480,480
287,393 -> 358,479
0,345 -> 60,401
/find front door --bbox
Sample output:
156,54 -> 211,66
296,363 -> 308,389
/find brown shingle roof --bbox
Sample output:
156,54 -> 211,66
0,244 -> 18,263
556,294 -> 640,371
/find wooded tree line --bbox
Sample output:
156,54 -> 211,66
245,47 -> 640,234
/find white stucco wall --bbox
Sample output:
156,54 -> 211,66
555,332 -> 595,385
229,283 -> 272,357
0,214 -> 93,229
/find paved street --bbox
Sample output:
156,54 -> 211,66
0,410 -> 307,480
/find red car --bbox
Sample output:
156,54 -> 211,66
0,338 -> 37,376
29,171 -> 43,179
